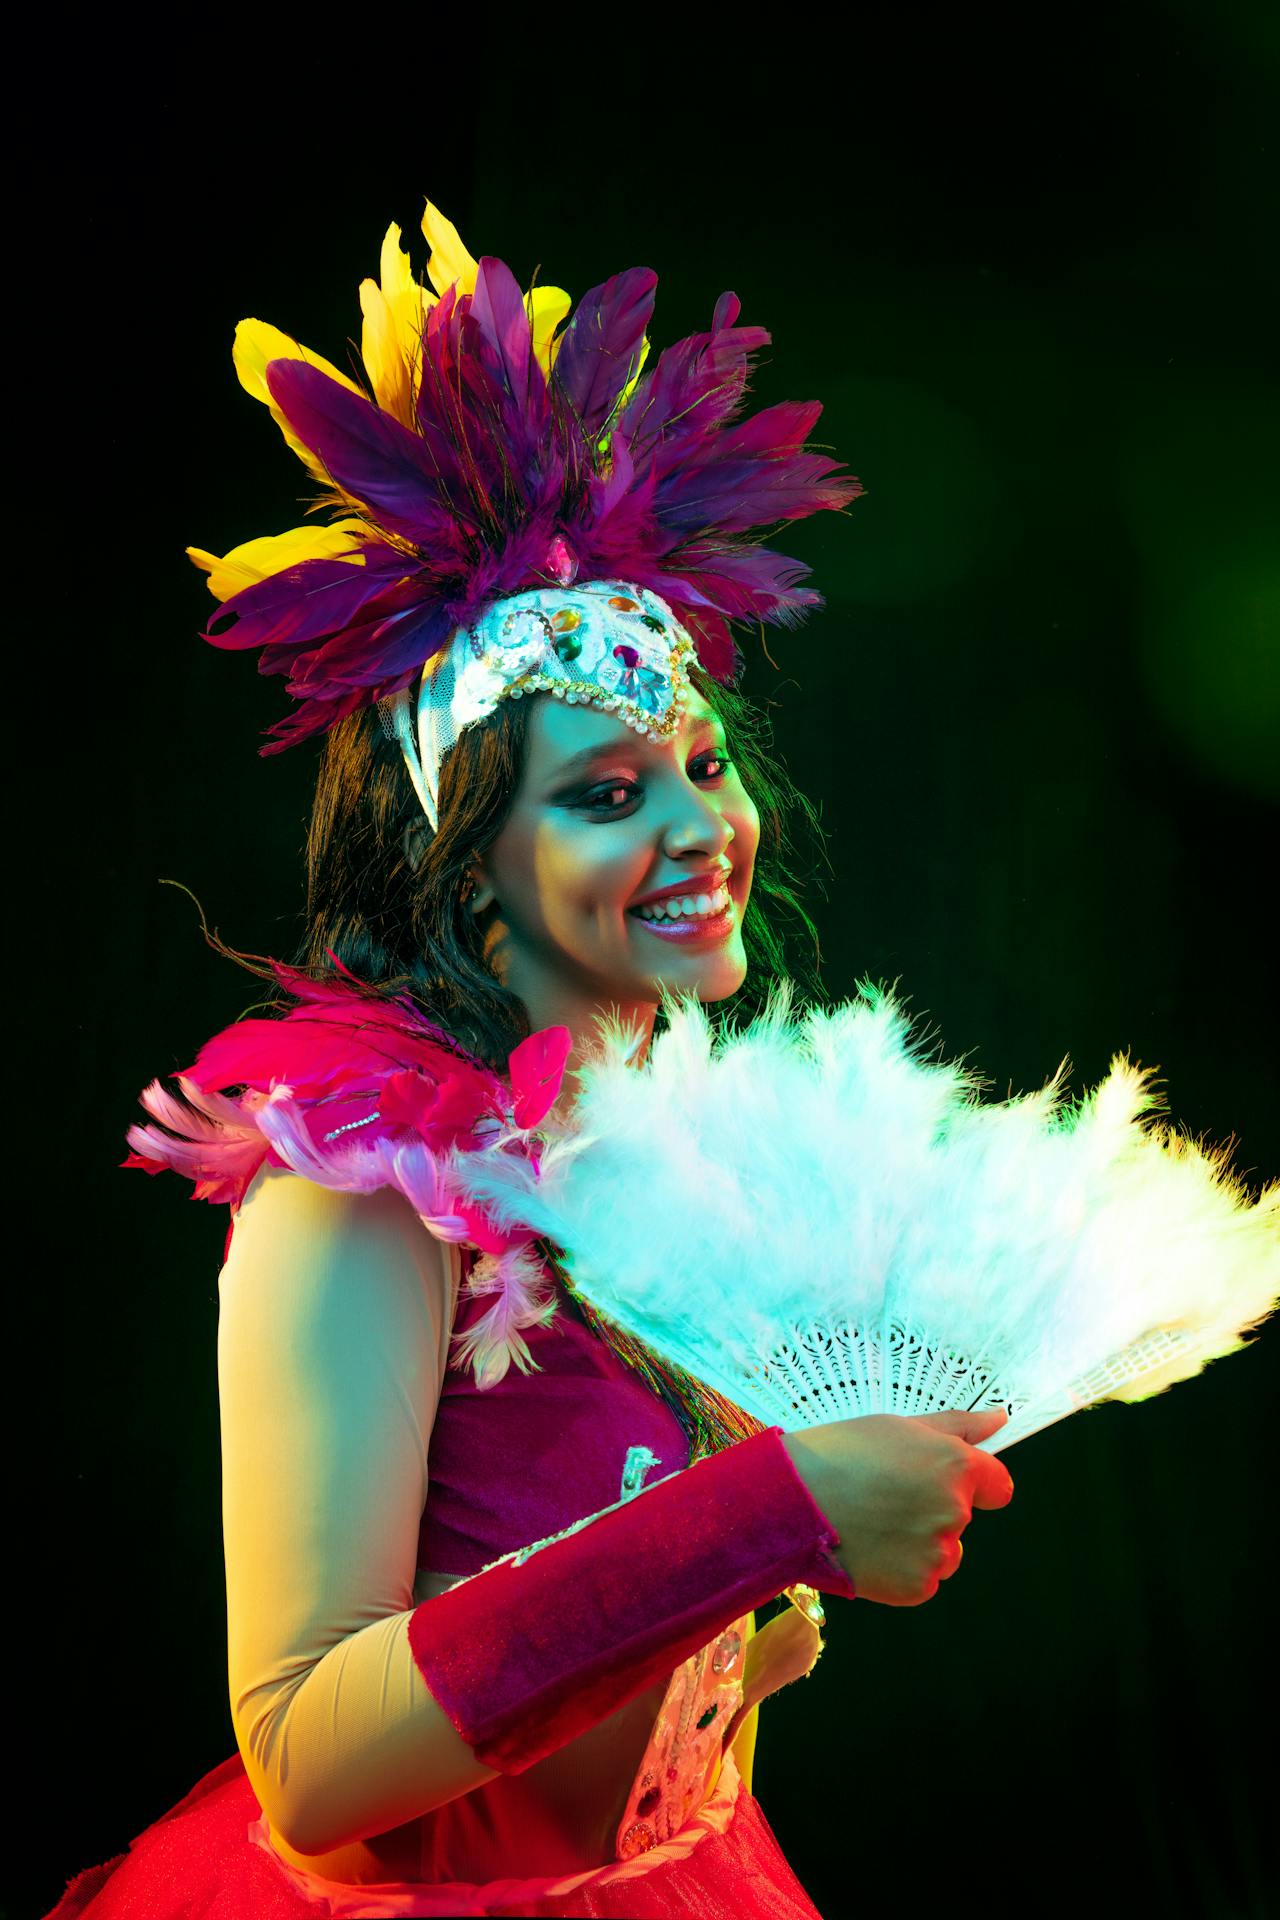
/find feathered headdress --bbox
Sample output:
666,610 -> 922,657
187,197 -> 863,794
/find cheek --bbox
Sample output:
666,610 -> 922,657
534,821 -> 642,918
732,792 -> 762,876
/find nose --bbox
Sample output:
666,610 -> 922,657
661,779 -> 735,861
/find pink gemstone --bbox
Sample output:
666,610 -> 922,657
545,536 -> 578,584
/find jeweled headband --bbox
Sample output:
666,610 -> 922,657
188,199 -> 863,831
381,574 -> 701,832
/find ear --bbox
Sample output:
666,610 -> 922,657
468,865 -> 497,915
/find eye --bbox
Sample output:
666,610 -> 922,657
578,751 -> 734,815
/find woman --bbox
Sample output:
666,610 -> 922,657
52,200 -> 1014,1919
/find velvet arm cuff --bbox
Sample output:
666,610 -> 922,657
406,1423 -> 855,1773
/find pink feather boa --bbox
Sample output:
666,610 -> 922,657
122,959 -> 573,1386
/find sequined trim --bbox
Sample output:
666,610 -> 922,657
613,1612 -> 751,1860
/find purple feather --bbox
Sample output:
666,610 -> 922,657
203,548 -> 416,654
658,543 -> 826,624
469,255 -> 534,422
551,267 -> 657,444
201,250 -> 863,750
618,292 -> 770,473
287,603 -> 458,694
265,361 -> 463,552
655,403 -> 863,533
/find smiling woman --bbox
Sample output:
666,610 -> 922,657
67,198 -> 864,1919
290,657 -> 833,1080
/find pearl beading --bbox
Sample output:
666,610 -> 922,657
492,624 -> 699,744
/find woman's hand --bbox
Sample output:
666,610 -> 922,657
781,1407 -> 1014,1607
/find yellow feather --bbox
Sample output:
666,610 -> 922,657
233,320 -> 366,481
420,198 -> 478,299
358,279 -> 414,426
526,285 -> 572,377
378,223 -> 432,406
186,520 -> 367,602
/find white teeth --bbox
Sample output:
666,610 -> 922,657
635,883 -> 731,923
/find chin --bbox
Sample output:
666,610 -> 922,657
648,952 -> 748,1003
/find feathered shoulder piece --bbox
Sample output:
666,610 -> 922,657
123,958 -> 573,1386
187,198 -> 863,751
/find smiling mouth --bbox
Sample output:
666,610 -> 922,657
626,888 -> 737,944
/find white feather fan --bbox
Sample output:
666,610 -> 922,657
449,981 -> 1279,1453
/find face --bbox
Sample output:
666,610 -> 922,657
469,688 -> 760,1027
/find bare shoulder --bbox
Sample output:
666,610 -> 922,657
229,1161 -> 459,1300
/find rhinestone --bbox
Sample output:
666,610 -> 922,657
618,1821 -> 655,1859
712,1630 -> 742,1674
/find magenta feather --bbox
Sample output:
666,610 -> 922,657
203,253 -> 864,752
124,963 -> 572,1259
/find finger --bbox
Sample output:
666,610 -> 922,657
971,1455 -> 1016,1509
938,1535 -> 965,1581
919,1407 -> 1009,1445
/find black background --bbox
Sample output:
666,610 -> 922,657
28,9 -> 1278,1918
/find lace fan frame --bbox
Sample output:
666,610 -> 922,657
686,1314 -> 1199,1452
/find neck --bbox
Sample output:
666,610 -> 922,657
541,985 -> 657,1126
476,919 -> 657,1120
505,971 -> 656,1127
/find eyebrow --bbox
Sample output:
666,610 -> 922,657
550,713 -> 726,782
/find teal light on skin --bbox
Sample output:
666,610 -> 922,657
465,688 -> 760,1108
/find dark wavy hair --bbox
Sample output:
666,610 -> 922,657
283,662 -> 833,1067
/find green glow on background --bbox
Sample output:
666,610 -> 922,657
1138,537 -> 1280,800
1117,378 -> 1278,800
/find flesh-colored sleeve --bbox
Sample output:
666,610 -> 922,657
218,1161 -> 500,1858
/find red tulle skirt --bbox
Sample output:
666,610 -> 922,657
47,1747 -> 824,1919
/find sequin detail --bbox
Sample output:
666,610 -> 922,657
613,1611 -> 751,1860
618,1820 -> 657,1859
467,579 -> 699,745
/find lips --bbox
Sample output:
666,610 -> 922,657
629,867 -> 733,910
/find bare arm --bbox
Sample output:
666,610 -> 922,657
220,1162 -> 859,1860
219,1163 -> 500,1856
